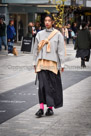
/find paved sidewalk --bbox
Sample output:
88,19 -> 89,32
0,76 -> 91,136
0,43 -> 91,136
0,43 -> 91,94
0,43 -> 36,94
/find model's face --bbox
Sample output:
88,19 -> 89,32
44,16 -> 53,29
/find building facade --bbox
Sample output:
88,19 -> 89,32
0,0 -> 57,41
74,0 -> 91,26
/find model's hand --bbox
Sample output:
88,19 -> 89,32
61,68 -> 64,72
34,65 -> 36,73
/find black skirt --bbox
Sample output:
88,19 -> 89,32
38,70 -> 63,109
76,49 -> 90,61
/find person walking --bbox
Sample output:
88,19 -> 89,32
33,14 -> 65,118
27,22 -> 33,38
67,24 -> 72,44
72,22 -> 78,45
7,20 -> 16,54
75,22 -> 91,67
0,18 -> 7,51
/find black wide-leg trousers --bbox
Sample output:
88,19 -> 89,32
38,70 -> 63,109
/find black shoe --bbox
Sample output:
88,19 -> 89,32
81,63 -> 86,68
83,64 -> 86,68
35,109 -> 44,117
81,60 -> 86,68
45,108 -> 54,116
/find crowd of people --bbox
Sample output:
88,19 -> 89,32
27,21 -> 91,47
0,18 -> 42,54
61,22 -> 91,45
0,16 -> 91,62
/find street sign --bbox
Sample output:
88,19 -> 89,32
21,37 -> 32,52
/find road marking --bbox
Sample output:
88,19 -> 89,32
0,100 -> 26,104
0,110 -> 6,113
32,94 -> 36,96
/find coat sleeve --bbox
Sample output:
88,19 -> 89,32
33,33 -> 39,66
57,32 -> 65,68
1,23 -> 6,30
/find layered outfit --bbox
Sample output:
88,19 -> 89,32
33,27 -> 65,109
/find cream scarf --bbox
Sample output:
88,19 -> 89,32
38,29 -> 58,53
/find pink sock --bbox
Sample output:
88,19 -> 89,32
40,103 -> 44,110
49,107 -> 53,110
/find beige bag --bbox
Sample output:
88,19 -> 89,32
13,47 -> 18,56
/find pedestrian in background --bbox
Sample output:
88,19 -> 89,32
7,20 -> 16,55
27,22 -> 33,38
67,24 -> 72,44
72,22 -> 78,45
75,22 -> 91,67
33,14 -> 65,118
0,18 -> 7,51
35,22 -> 42,33
62,25 -> 69,42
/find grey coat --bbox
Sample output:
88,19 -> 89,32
33,28 -> 65,69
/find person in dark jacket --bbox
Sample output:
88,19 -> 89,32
0,18 -> 7,51
7,20 -> 16,54
75,22 -> 91,67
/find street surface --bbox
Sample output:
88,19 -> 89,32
0,43 -> 91,136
